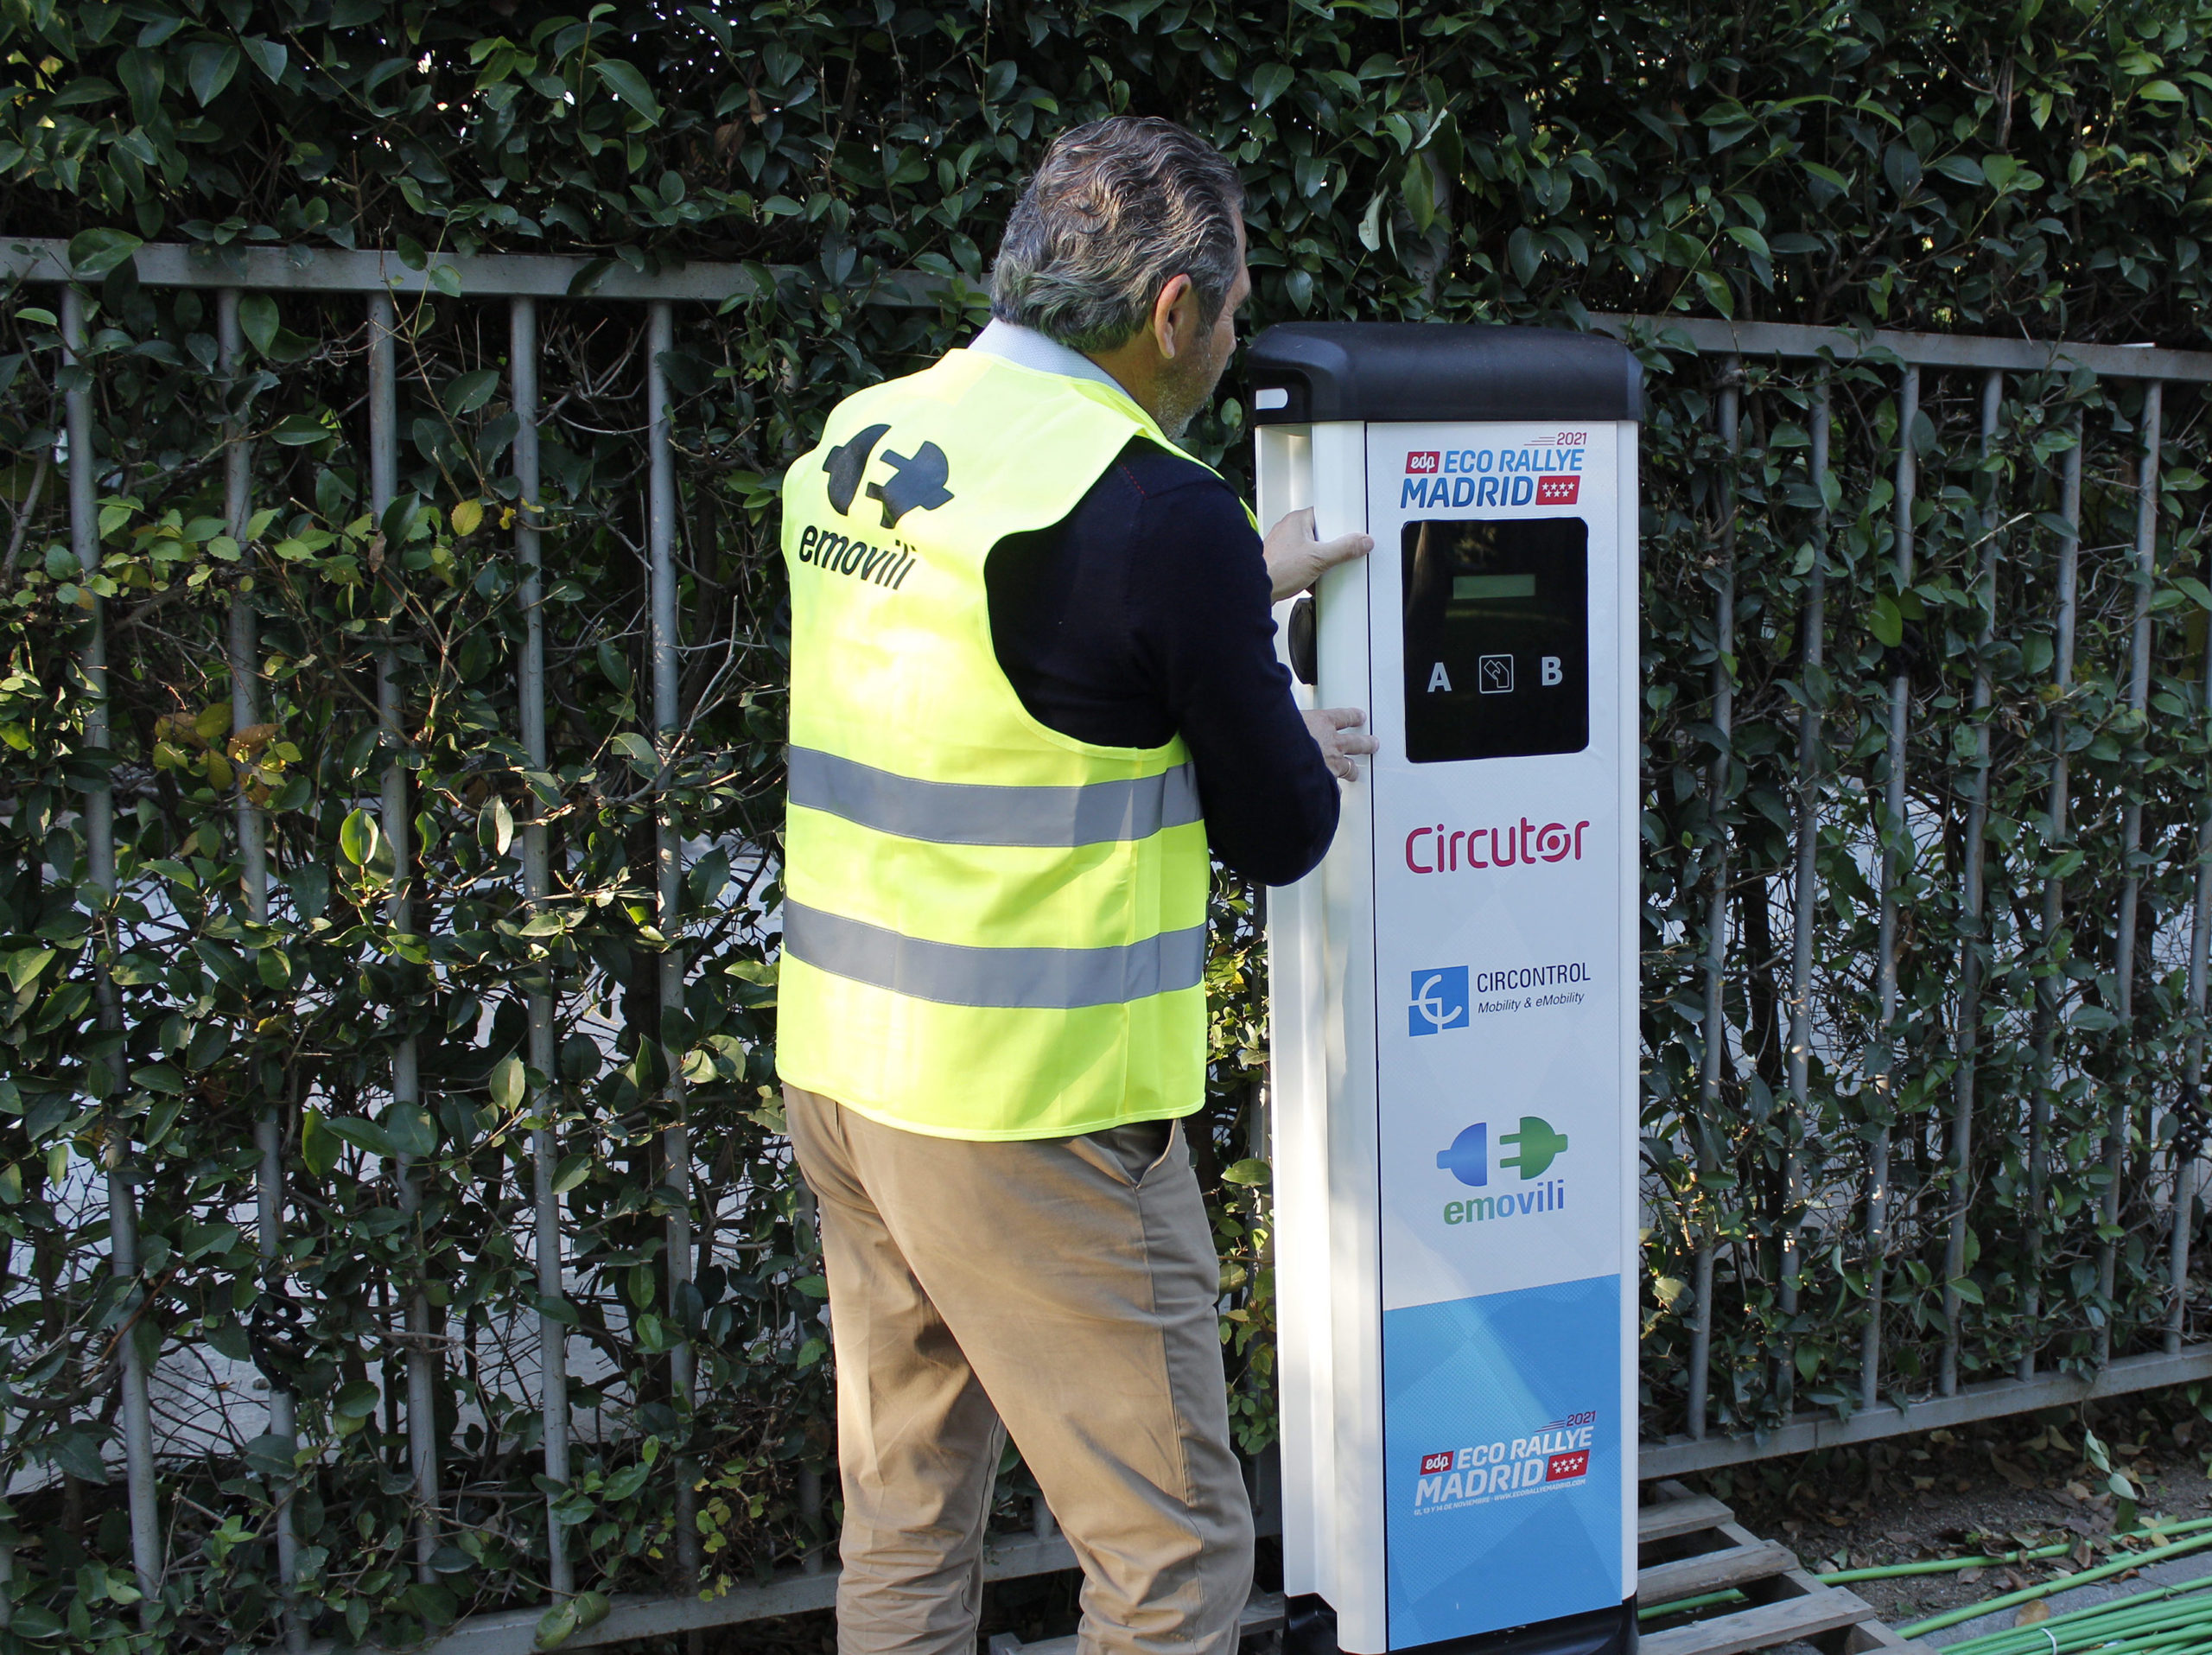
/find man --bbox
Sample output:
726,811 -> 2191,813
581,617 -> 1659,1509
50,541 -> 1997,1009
777,115 -> 1375,1655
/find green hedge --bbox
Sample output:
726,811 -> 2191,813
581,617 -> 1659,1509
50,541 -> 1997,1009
2,0 -> 2210,1646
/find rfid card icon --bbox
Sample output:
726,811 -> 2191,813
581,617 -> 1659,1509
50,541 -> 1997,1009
1478,653 -> 1515,694
1409,966 -> 1468,1036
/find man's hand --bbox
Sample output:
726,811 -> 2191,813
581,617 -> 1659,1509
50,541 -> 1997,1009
1304,707 -> 1379,781
1265,506 -> 1372,602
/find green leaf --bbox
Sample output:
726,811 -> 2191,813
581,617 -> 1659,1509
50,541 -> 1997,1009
552,1153 -> 593,1194
1221,1157 -> 1271,1187
610,731 -> 661,775
302,1108 -> 340,1178
238,292 -> 280,356
536,1592 -> 612,1649
1868,593 -> 1904,648
1724,225 -> 1770,258
444,369 -> 500,415
7,1604 -> 67,1639
325,1115 -> 399,1158
2139,79 -> 2184,102
242,35 -> 288,82
381,1103 -> 438,1160
4,945 -> 56,990
592,59 -> 663,123
490,1053 -> 527,1112
1404,153 -> 1437,235
1251,63 -> 1294,111
340,806 -> 380,866
186,41 -> 241,105
67,228 -> 143,281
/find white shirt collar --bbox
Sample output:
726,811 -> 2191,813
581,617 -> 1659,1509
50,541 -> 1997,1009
967,317 -> 1128,396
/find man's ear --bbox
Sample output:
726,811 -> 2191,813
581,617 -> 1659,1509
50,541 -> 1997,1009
1151,273 -> 1194,360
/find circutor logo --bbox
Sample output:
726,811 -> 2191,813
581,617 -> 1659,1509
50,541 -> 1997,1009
1403,817 -> 1591,875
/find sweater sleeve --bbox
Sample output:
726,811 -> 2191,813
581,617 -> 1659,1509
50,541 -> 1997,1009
1122,461 -> 1342,887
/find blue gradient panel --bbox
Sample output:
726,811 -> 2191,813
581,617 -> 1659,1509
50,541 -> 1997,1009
1382,1276 -> 1622,1647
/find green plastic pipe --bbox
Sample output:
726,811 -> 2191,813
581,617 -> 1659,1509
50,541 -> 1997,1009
1819,1542 -> 2071,1582
1934,1574 -> 2212,1655
1637,1588 -> 1745,1620
1897,1527 -> 2212,1638
1937,1584 -> 2212,1645
1936,1573 -> 2212,1653
1932,1589 -> 2212,1654
1821,1515 -> 2212,1586
1945,1601 -> 2212,1655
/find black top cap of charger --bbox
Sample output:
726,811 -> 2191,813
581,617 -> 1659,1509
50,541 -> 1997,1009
1244,322 -> 1641,425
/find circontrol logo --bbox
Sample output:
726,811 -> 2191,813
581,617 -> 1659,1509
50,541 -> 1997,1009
1408,967 -> 1469,1036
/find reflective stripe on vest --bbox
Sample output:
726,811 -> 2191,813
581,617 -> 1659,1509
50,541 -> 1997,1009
776,349 -> 1215,1139
787,746 -> 1203,848
784,902 -> 1208,1009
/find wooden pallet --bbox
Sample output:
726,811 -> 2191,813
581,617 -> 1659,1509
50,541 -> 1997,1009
986,1481 -> 1909,1655
1638,1480 -> 1911,1655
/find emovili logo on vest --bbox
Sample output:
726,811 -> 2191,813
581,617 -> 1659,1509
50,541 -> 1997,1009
823,424 -> 957,525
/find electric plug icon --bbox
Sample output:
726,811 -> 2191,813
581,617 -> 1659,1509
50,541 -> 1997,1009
1499,1117 -> 1568,1181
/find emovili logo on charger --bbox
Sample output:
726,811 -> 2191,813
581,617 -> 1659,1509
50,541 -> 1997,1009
1409,967 -> 1468,1036
1439,1117 -> 1571,1225
1434,1117 -> 1569,1187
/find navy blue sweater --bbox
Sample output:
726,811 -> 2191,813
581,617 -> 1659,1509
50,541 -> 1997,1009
984,439 -> 1340,888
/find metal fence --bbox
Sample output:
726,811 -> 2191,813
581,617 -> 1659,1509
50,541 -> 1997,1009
2,235 -> 2209,1651
1619,315 -> 2212,1476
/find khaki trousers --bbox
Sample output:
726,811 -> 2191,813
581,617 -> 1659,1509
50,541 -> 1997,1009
785,1085 -> 1255,1655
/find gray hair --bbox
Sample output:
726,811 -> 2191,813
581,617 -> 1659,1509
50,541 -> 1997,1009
989,117 -> 1243,354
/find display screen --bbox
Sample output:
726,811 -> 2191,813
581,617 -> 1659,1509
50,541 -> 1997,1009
1402,518 -> 1589,762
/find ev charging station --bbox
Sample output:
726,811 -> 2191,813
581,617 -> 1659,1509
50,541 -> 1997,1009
1250,324 -> 1642,1655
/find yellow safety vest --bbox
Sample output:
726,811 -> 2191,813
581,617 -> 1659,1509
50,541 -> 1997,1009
776,348 -> 1211,1140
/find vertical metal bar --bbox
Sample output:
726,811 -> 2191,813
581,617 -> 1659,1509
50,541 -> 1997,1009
1863,363 -> 1919,1412
64,285 -> 163,1621
2100,382 -> 2164,1365
2023,420 -> 2085,1381
512,296 -> 575,1595
1940,369 -> 2004,1397
367,290 -> 442,1579
1687,357 -> 1740,1441
219,290 -> 304,1650
1781,375 -> 1831,1410
645,301 -> 700,1583
2174,442 -> 2211,1353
